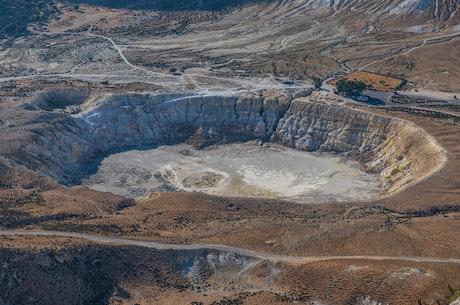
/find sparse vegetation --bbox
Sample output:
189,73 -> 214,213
313,77 -> 323,89
61,0 -> 249,11
1,221 -> 12,228
0,0 -> 58,38
449,287 -> 460,302
92,258 -> 103,268
0,1 -> 459,304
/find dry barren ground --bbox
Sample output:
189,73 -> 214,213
0,1 -> 460,304
1,104 -> 460,304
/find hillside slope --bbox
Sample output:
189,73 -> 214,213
0,0 -> 458,38
0,0 -> 57,38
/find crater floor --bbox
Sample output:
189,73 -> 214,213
83,142 -> 380,202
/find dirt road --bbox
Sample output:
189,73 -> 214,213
1,230 -> 459,265
358,31 -> 460,71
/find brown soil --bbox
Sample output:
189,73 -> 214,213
365,38 -> 460,92
0,105 -> 459,303
1,1 -> 459,304
1,235 -> 459,305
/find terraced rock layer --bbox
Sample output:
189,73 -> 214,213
273,100 -> 446,193
0,90 -> 446,196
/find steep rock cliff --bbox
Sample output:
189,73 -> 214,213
1,91 -> 291,184
272,100 -> 391,154
272,98 -> 446,193
0,91 -> 446,195
77,92 -> 290,150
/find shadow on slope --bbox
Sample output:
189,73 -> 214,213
0,0 -> 56,38
63,0 -> 271,11
0,0 -> 270,38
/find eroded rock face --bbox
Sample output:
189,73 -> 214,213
272,98 -> 445,193
0,90 -> 446,195
272,100 -> 391,153
77,92 -> 288,150
1,91 -> 292,184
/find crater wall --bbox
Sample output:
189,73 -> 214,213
78,92 -> 289,150
0,91 -> 446,196
272,99 -> 446,193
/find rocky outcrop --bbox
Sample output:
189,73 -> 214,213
0,91 -> 446,195
272,98 -> 446,193
272,100 -> 391,154
1,91 -> 292,184
77,92 -> 289,150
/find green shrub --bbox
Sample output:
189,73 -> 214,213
335,79 -> 366,96
92,258 -> 103,268
451,289 -> 460,302
1,221 -> 12,228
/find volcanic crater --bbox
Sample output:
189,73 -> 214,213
0,88 -> 446,203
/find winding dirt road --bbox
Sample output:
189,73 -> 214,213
358,31 -> 460,71
86,33 -> 171,78
1,230 -> 459,265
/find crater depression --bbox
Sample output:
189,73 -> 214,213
84,143 -> 379,202
0,89 -> 446,203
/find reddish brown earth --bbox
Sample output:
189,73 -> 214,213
0,103 -> 459,304
0,1 -> 459,304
